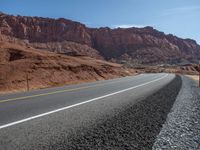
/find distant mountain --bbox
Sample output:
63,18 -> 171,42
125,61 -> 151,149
0,12 -> 200,65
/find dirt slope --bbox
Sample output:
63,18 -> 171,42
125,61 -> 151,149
0,42 -> 134,94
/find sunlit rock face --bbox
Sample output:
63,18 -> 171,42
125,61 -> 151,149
0,12 -> 200,64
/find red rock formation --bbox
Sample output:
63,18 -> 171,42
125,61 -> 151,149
0,41 -> 134,93
0,12 -> 200,64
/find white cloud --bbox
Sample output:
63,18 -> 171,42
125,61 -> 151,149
112,24 -> 148,29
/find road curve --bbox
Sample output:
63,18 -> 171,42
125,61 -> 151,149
0,73 -> 178,149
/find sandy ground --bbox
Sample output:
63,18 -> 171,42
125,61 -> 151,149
186,75 -> 199,84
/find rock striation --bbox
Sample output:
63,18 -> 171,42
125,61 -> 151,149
0,12 -> 200,64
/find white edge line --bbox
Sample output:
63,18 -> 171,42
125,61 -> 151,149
0,74 -> 169,130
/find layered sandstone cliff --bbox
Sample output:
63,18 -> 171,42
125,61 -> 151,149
0,12 -> 200,64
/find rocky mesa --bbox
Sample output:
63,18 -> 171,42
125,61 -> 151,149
0,12 -> 200,65
0,12 -> 200,93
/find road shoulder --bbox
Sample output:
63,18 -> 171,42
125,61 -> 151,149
153,76 -> 200,150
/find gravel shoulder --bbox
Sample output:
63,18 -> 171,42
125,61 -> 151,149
153,76 -> 200,150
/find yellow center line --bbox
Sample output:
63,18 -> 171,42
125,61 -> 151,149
0,86 -> 94,103
0,77 -> 134,104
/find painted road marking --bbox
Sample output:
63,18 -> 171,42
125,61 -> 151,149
0,74 -> 169,129
0,75 -> 143,104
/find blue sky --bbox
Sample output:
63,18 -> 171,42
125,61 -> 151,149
0,0 -> 199,43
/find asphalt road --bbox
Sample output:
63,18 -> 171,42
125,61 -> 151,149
0,73 -> 177,149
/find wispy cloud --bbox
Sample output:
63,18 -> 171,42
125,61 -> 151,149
161,6 -> 200,16
112,24 -> 150,29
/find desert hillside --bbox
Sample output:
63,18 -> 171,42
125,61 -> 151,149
0,12 -> 200,93
0,42 -> 134,94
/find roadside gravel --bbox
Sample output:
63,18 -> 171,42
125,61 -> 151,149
49,76 -> 181,150
153,76 -> 200,150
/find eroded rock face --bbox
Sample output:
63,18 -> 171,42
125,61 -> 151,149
90,27 -> 200,64
0,41 -> 134,93
0,12 -> 200,64
0,13 -> 92,44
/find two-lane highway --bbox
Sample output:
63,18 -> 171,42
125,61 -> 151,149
0,73 -> 177,149
0,73 -> 170,128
